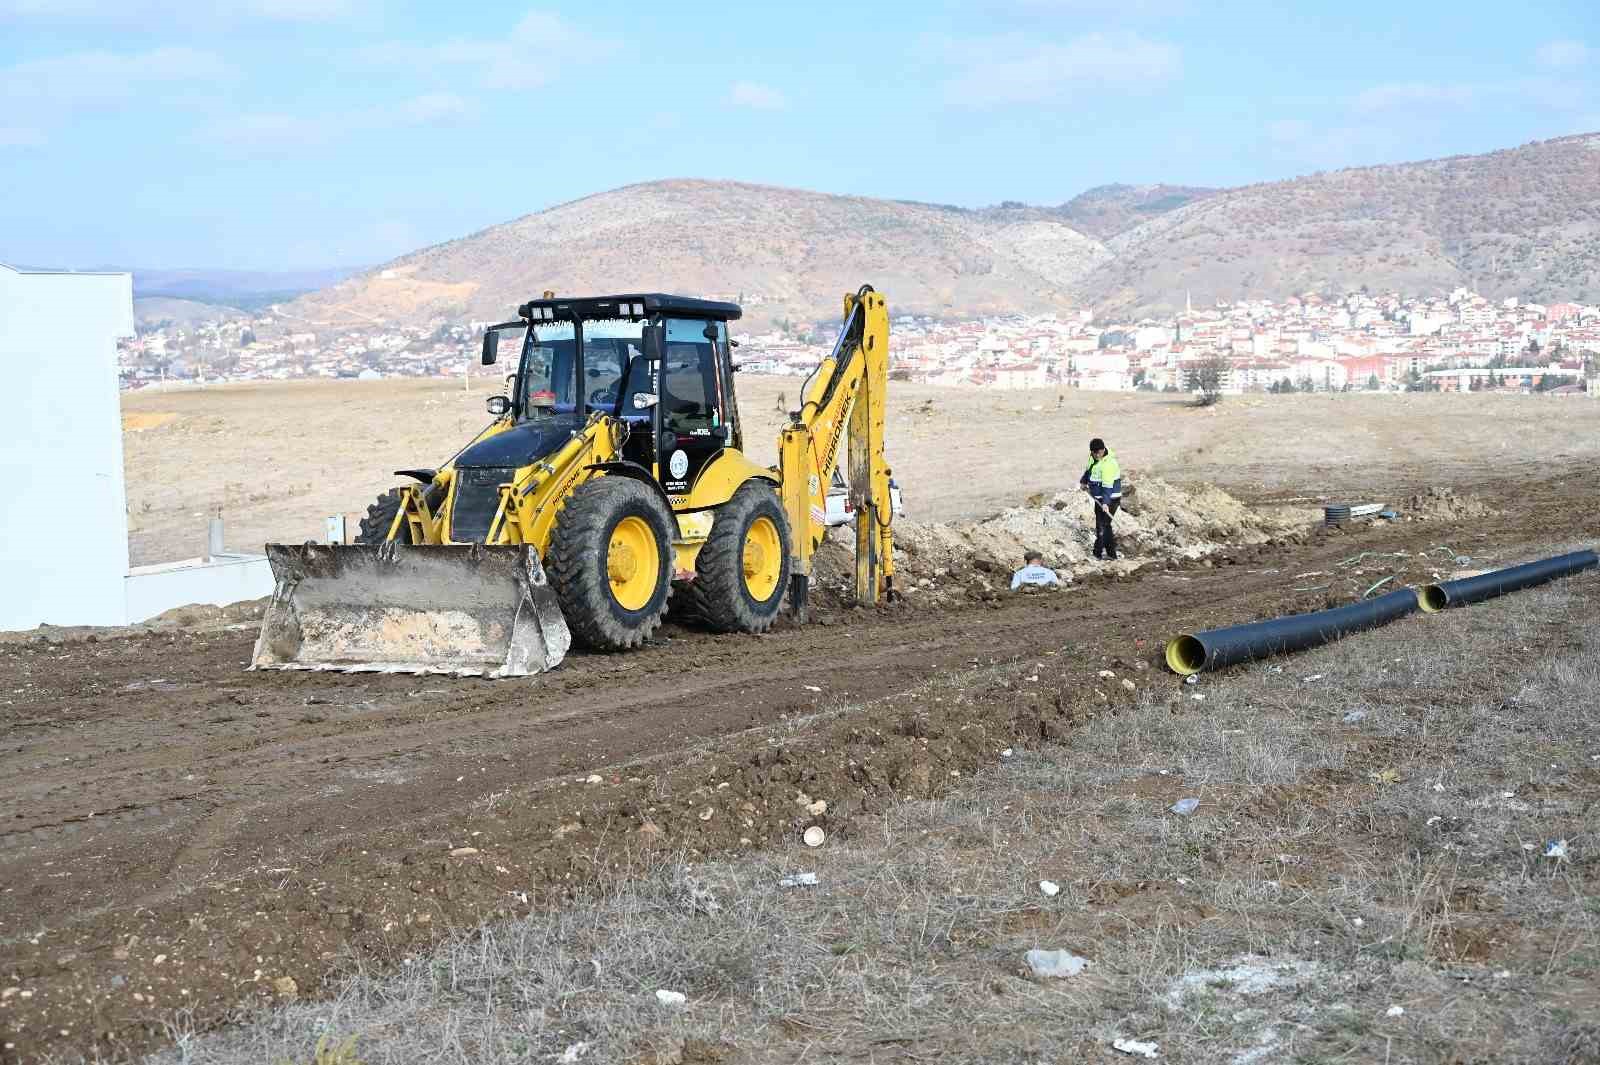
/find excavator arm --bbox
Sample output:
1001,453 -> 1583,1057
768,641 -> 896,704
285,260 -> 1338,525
779,285 -> 895,617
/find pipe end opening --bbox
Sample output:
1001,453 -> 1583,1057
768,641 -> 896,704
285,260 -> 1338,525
1418,585 -> 1447,613
1165,634 -> 1205,676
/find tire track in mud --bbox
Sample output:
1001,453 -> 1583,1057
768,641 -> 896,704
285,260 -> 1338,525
0,563 -> 1187,951
3,600 -> 1095,893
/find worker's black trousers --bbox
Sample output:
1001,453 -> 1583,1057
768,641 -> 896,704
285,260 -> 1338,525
1094,500 -> 1120,560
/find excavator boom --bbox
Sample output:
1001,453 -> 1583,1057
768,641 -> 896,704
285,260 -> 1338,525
780,285 -> 894,615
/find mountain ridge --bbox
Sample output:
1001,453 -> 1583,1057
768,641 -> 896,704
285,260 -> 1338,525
1080,133 -> 1600,314
287,133 -> 1600,328
289,178 -> 1112,329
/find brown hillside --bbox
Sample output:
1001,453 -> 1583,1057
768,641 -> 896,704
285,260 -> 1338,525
1054,183 -> 1219,239
288,179 -> 1112,329
1078,133 -> 1600,315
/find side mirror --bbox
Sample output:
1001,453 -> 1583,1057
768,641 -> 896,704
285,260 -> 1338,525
481,331 -> 499,366
486,395 -> 511,417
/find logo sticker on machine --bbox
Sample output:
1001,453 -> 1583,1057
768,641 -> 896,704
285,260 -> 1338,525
669,449 -> 689,479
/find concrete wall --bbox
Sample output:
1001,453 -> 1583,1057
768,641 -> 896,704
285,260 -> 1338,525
125,555 -> 275,623
0,264 -> 135,629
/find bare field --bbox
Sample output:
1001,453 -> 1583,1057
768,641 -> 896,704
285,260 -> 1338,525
121,376 -> 1599,564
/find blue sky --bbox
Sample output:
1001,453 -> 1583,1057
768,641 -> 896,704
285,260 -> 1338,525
2,0 -> 1595,270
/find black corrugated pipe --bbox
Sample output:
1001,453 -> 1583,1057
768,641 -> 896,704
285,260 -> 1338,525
1165,588 -> 1421,676
1418,550 -> 1598,613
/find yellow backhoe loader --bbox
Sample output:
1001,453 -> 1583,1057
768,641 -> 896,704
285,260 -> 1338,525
250,286 -> 895,676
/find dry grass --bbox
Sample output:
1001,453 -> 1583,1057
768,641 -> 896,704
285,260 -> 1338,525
128,573 -> 1600,1065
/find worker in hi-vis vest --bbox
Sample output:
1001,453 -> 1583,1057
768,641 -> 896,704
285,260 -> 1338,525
1079,437 -> 1123,560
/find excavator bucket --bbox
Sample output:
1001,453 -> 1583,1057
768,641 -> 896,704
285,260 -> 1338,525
249,543 -> 571,677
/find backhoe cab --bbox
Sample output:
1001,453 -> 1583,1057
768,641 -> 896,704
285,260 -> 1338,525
251,287 -> 895,677
477,293 -> 753,511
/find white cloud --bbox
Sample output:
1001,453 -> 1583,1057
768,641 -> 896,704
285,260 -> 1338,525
729,81 -> 788,110
207,92 -> 474,152
0,0 -> 370,22
1265,118 -> 1312,146
989,0 -> 1186,11
0,125 -> 45,147
1353,81 -> 1476,114
944,31 -> 1180,106
1536,39 -> 1591,70
244,0 -> 370,20
397,92 -> 471,123
354,10 -> 606,93
1351,50 -> 1597,119
0,46 -> 228,111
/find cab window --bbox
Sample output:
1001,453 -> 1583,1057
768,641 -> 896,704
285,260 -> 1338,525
662,318 -> 721,434
581,319 -> 644,413
522,322 -> 577,415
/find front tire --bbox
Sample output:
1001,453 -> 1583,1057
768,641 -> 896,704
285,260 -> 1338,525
547,477 -> 675,651
689,481 -> 792,633
354,488 -> 412,545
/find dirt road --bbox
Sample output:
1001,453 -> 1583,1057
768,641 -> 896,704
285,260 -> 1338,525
1,476 -> 1593,1062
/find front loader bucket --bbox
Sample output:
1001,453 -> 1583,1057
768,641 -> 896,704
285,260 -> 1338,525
250,543 -> 571,677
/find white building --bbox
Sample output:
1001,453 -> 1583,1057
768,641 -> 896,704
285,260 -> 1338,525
991,363 -> 1050,389
0,263 -> 272,631
1133,325 -> 1173,351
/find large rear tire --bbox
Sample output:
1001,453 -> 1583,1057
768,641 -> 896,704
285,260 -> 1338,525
354,488 -> 412,545
685,481 -> 792,633
547,477 -> 674,651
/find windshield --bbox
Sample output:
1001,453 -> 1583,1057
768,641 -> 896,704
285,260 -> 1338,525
519,319 -> 646,418
581,319 -> 646,413
522,322 -> 577,415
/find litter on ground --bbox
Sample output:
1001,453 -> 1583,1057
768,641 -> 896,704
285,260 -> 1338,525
1113,1038 -> 1160,1058
1025,949 -> 1089,979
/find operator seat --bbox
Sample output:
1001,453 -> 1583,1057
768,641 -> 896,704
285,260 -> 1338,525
616,351 -> 655,466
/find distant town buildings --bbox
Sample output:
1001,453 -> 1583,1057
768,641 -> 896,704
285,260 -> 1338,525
120,287 -> 1600,397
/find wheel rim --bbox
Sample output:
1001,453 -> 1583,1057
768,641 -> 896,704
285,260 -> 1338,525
607,515 -> 660,612
742,515 -> 783,602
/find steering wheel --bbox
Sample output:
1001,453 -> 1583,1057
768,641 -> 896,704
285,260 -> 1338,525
587,385 -> 619,407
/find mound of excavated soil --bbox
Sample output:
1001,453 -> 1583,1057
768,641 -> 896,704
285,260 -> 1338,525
813,478 -> 1316,606
1403,486 -> 1499,522
0,599 -> 267,646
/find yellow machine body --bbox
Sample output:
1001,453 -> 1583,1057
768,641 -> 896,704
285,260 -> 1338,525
252,287 -> 895,677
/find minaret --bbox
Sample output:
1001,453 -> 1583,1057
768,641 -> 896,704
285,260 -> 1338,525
1186,290 -> 1193,317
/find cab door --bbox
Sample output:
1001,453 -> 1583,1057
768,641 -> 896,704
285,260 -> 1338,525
657,317 -> 729,500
